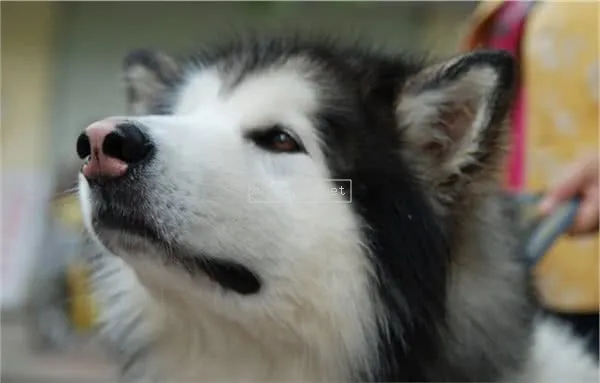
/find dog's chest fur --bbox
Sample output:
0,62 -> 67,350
90,252 -> 355,382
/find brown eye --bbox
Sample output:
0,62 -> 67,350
271,131 -> 298,152
248,126 -> 305,154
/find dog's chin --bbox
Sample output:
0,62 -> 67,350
91,212 -> 262,296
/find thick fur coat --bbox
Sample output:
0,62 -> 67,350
76,37 -> 599,382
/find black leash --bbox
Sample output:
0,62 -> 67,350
510,193 -> 580,269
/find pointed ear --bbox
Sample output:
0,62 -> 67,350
397,51 -> 515,188
123,49 -> 181,115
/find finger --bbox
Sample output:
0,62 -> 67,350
539,164 -> 591,216
569,185 -> 600,235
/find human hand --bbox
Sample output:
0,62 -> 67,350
538,154 -> 599,236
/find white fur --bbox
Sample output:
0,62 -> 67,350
513,318 -> 599,382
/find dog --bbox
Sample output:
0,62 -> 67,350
76,36 -> 599,382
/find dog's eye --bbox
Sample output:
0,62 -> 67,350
248,126 -> 305,154
270,131 -> 299,152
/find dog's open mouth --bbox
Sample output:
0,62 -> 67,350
93,208 -> 262,295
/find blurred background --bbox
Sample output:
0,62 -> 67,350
1,2 -> 476,381
2,1 -> 598,382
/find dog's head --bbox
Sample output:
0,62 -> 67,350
77,38 -> 515,379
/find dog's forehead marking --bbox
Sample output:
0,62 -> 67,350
174,58 -> 320,130
173,67 -> 223,115
226,60 -> 320,129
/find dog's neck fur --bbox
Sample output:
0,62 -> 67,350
434,194 -> 537,380
90,195 -> 535,383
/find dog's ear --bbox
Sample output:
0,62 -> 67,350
396,51 -> 515,190
123,49 -> 181,115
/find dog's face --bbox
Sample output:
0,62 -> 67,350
81,54 -> 371,296
77,39 -> 515,379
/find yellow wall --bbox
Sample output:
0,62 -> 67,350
1,2 -> 59,170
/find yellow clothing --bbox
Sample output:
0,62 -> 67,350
463,1 -> 599,313
524,2 -> 599,313
53,193 -> 97,329
460,1 -> 505,52
52,193 -> 83,230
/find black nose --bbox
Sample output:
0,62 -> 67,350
76,121 -> 154,165
106,122 -> 154,164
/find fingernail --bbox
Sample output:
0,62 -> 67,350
538,199 -> 554,215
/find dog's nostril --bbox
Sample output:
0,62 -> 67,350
103,122 -> 153,164
76,132 -> 91,159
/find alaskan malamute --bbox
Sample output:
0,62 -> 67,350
76,37 -> 599,382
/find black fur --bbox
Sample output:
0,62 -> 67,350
317,84 -> 451,381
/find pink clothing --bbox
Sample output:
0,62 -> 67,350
486,1 -> 535,192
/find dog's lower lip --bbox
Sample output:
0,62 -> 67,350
176,256 -> 262,295
94,209 -> 262,295
95,208 -> 165,246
